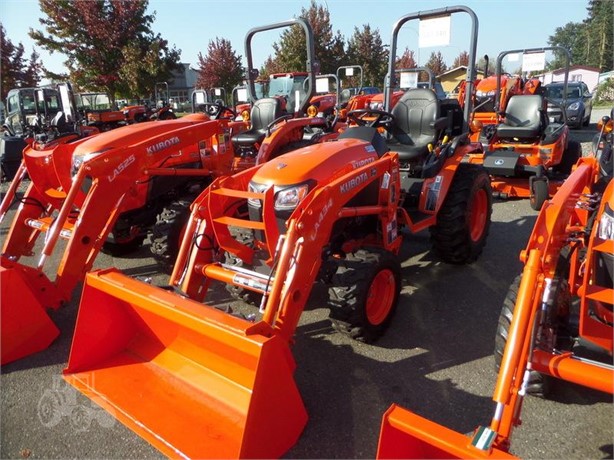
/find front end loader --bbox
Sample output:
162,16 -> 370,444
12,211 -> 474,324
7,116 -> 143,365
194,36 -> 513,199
0,114 -> 246,364
376,115 -> 613,458
62,6 -> 493,459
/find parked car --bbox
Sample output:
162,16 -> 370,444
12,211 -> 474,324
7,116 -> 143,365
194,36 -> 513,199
545,81 -> 593,128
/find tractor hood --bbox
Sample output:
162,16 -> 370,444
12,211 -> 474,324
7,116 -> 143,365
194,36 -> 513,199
71,115 -> 209,162
250,137 -> 380,188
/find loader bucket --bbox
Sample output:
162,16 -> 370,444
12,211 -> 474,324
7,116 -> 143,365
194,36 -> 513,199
376,405 -> 516,459
63,268 -> 308,459
1,265 -> 60,365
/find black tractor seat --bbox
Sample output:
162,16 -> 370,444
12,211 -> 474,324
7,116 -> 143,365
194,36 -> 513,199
231,97 -> 284,147
385,88 -> 440,162
496,95 -> 545,140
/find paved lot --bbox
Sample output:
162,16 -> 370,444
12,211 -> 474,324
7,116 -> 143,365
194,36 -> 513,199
1,109 -> 612,459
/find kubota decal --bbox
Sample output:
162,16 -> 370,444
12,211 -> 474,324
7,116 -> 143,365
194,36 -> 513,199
146,136 -> 180,155
108,154 -> 136,182
351,157 -> 375,168
340,172 -> 369,193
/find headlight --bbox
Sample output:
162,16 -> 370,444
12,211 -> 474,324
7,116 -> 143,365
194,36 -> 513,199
369,101 -> 384,111
274,184 -> 309,210
598,205 -> 614,240
567,101 -> 581,111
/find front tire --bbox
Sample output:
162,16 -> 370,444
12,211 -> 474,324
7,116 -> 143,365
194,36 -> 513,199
494,275 -> 555,397
530,179 -> 549,210
150,199 -> 193,273
430,164 -> 492,264
328,248 -> 401,343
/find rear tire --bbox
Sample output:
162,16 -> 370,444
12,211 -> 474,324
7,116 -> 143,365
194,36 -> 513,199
430,164 -> 492,264
150,199 -> 193,273
328,248 -> 401,343
554,140 -> 582,175
530,179 -> 549,210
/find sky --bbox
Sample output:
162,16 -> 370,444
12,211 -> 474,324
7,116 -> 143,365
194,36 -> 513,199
2,0 -> 590,77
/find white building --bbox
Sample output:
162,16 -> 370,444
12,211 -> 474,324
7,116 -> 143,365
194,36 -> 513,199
540,65 -> 601,92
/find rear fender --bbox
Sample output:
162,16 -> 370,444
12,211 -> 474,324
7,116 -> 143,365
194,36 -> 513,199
418,137 -> 482,214
257,116 -> 329,164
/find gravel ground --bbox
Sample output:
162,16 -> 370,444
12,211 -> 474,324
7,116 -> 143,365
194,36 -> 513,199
1,108 -> 612,459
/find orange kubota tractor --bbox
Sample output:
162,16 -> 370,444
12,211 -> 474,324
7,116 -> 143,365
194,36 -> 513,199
77,92 -> 127,132
2,83 -> 99,180
465,46 -> 582,210
122,82 -> 177,123
376,114 -> 613,459
0,109 -> 247,365
233,19 -> 344,171
61,6 -> 492,459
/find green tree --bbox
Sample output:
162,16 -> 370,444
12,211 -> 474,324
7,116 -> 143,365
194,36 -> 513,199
195,38 -> 244,101
271,0 -> 345,74
1,24 -> 43,99
346,24 -> 388,87
547,21 -> 586,70
548,1 -> 613,72
29,0 -> 181,102
583,0 -> 613,71
425,51 -> 448,77
452,51 -> 470,69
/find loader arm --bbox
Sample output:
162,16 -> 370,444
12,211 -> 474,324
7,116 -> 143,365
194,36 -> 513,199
377,159 -> 609,459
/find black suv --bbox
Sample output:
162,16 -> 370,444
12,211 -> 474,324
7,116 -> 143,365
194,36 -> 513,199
545,81 -> 593,128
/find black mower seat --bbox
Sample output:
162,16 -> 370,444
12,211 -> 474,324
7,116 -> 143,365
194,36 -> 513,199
386,88 -> 440,162
496,95 -> 544,140
232,97 -> 284,146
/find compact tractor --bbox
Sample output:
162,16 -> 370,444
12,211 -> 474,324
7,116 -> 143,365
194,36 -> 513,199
465,46 -> 581,210
76,92 -> 126,131
61,6 -> 492,459
1,83 -> 96,180
377,113 -> 613,459
232,19 -> 343,171
0,108 -> 249,365
122,82 -> 176,123
0,17 -> 333,366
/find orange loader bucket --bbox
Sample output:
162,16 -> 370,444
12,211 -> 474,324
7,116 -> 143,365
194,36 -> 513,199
1,264 -> 60,365
63,268 -> 308,459
376,405 -> 516,459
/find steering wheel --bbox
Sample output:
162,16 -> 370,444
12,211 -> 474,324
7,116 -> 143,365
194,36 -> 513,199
200,102 -> 237,120
347,109 -> 395,129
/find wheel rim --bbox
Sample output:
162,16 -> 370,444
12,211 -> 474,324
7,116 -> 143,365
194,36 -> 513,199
469,188 -> 488,242
366,269 -> 396,325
